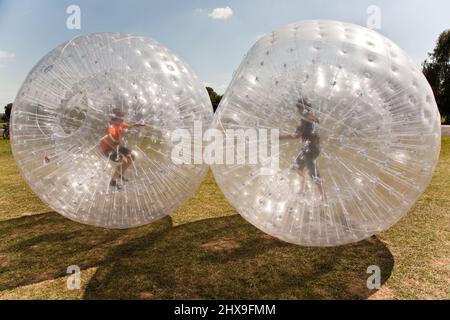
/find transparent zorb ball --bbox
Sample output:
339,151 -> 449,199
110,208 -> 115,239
211,21 -> 441,246
11,33 -> 213,228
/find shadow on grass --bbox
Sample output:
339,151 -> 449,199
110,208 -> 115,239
0,212 -> 394,299
0,212 -> 173,291
84,215 -> 394,300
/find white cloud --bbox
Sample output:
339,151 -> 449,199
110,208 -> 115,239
208,7 -> 233,20
0,50 -> 15,59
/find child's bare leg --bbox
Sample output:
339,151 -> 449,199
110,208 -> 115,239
308,159 -> 326,202
294,169 -> 306,193
312,169 -> 326,202
112,156 -> 129,181
120,155 -> 132,175
112,168 -> 120,181
315,179 -> 326,202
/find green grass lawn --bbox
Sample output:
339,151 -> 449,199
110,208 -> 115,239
0,138 -> 449,299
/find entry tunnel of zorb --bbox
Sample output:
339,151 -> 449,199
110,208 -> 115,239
211,20 -> 441,246
11,33 -> 213,228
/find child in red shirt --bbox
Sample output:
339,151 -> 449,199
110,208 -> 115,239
100,108 -> 144,188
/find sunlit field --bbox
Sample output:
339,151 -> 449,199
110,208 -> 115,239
0,138 -> 448,299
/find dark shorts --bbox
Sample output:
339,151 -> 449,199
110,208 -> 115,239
294,143 -> 321,180
103,146 -> 131,162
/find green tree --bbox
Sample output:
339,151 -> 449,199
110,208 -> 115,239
206,87 -> 222,112
2,103 -> 12,123
422,29 -> 450,124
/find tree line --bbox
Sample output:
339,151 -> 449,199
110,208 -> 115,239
423,29 -> 450,124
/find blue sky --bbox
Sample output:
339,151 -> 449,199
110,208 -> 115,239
0,0 -> 449,107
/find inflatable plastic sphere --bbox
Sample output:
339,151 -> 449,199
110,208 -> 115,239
11,33 -> 213,228
211,20 -> 441,246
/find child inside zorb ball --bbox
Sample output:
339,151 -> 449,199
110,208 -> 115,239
280,99 -> 325,201
99,107 -> 145,189
211,20 -> 441,246
11,32 -> 213,228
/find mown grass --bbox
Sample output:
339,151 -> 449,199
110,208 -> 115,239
0,138 -> 448,299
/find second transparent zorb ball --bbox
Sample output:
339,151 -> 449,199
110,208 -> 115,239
211,20 -> 441,246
